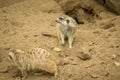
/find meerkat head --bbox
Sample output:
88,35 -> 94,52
8,49 -> 24,61
56,16 -> 70,26
56,15 -> 77,27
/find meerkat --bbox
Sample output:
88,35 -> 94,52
56,15 -> 78,48
8,48 -> 58,80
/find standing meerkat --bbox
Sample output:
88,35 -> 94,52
56,15 -> 78,48
8,48 -> 57,80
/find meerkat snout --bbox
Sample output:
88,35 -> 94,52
56,15 -> 78,48
56,17 -> 70,26
56,17 -> 64,23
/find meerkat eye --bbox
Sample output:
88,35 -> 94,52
66,19 -> 70,23
9,55 -> 13,60
59,17 -> 64,20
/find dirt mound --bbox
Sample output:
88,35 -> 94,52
55,0 -> 117,24
0,0 -> 120,80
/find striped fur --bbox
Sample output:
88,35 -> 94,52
8,48 -> 57,79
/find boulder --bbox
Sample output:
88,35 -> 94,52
96,0 -> 120,14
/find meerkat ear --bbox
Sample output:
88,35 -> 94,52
66,19 -> 70,23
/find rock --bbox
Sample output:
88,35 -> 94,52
53,47 -> 62,52
93,30 -> 100,34
77,52 -> 91,61
104,72 -> 109,76
42,33 -> 57,38
33,34 -> 39,37
60,58 -> 70,65
96,0 -> 120,14
88,72 -> 100,78
90,74 -> 100,78
111,54 -> 117,59
85,64 -> 95,68
60,57 -> 77,65
24,35 -> 28,38
4,47 -> 11,50
100,23 -> 115,30
105,0 -> 120,14
114,61 -> 120,67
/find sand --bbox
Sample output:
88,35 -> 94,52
0,0 -> 120,80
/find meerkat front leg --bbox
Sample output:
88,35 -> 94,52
68,35 -> 73,48
60,33 -> 65,46
21,70 -> 28,80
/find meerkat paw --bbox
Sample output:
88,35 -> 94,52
69,45 -> 72,48
59,41 -> 65,46
68,41 -> 73,48
60,43 -> 65,46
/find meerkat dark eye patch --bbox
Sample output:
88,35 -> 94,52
59,17 -> 64,20
66,19 -> 70,23
9,55 -> 13,60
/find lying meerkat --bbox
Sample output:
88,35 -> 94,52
8,48 -> 57,80
56,15 -> 78,48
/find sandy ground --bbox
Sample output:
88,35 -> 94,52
0,0 -> 120,80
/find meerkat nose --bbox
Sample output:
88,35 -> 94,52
55,20 -> 58,22
55,19 -> 60,23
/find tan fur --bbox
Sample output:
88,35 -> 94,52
56,15 -> 78,48
8,48 -> 57,79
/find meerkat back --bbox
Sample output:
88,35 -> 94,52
8,48 -> 58,79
